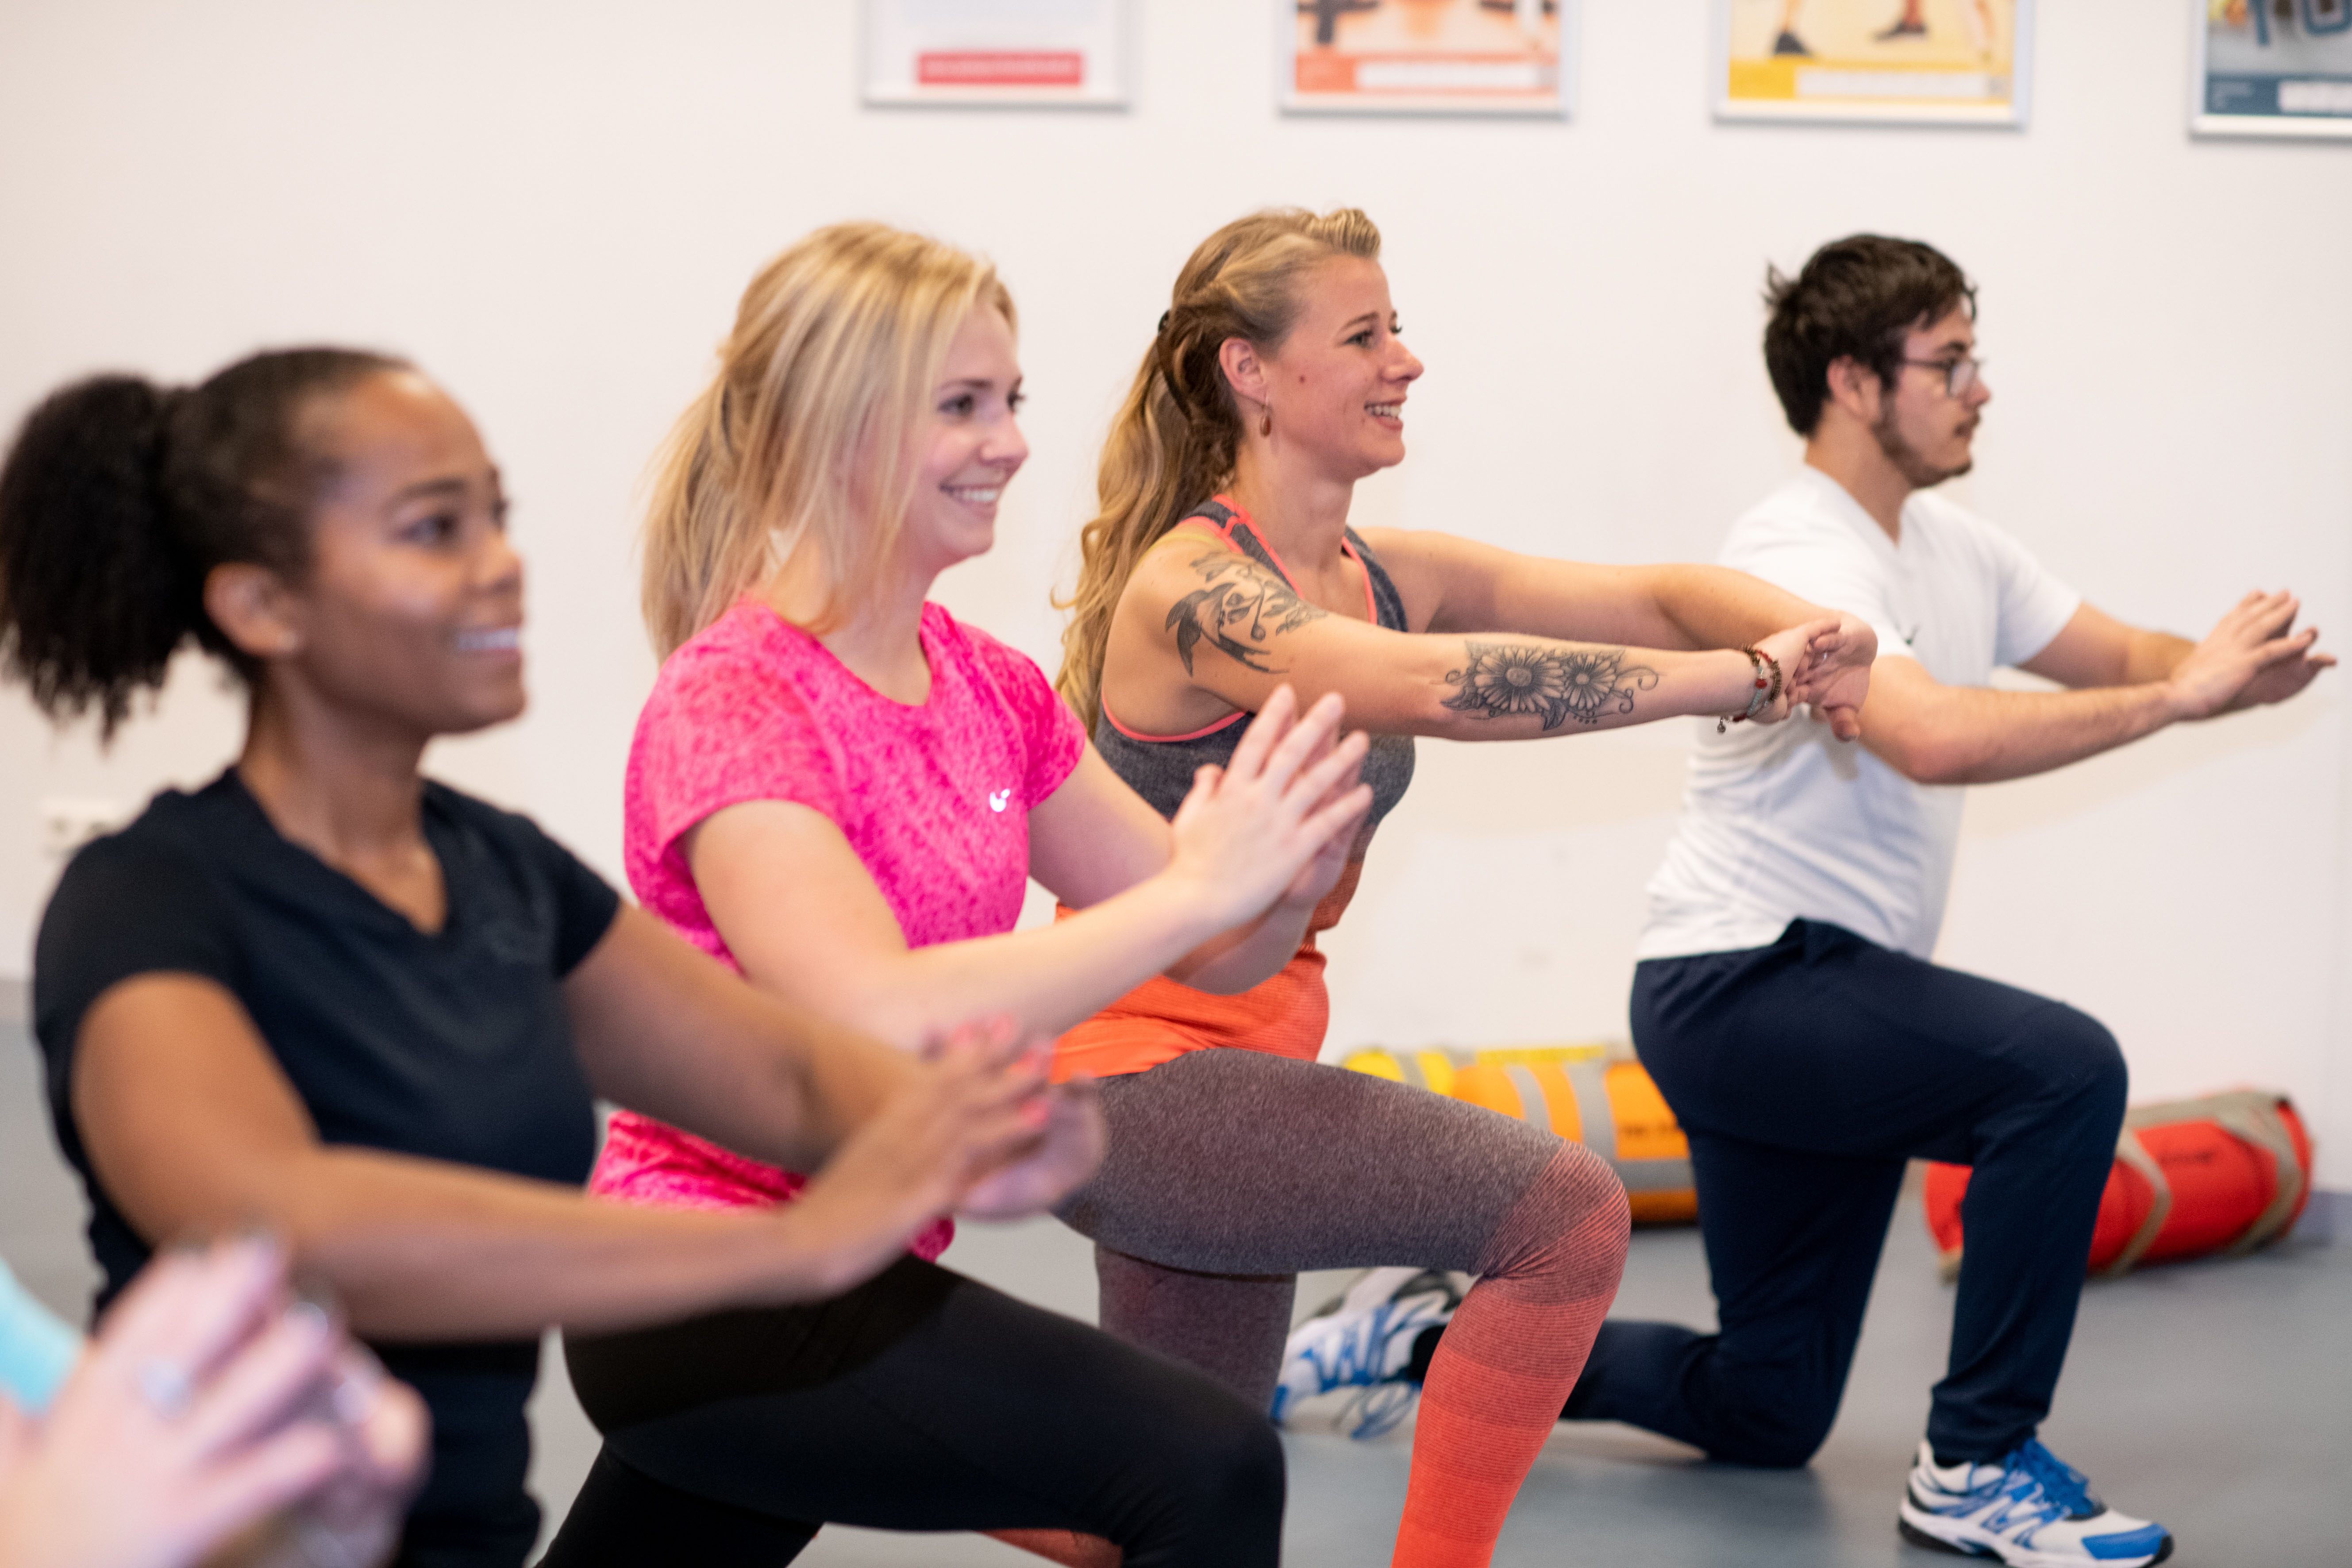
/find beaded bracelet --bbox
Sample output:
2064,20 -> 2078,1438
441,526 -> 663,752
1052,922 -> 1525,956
1718,645 -> 1783,732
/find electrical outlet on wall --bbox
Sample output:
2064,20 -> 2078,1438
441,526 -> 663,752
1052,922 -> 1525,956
40,798 -> 127,859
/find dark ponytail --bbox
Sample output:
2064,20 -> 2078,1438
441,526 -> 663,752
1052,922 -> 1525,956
0,347 -> 405,735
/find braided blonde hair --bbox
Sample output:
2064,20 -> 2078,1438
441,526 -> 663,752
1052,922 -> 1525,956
1053,207 -> 1380,728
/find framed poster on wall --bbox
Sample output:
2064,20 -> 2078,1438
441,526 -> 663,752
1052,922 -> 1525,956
864,0 -> 1129,108
1714,0 -> 2032,126
2194,0 -> 2352,138
1283,0 -> 1575,117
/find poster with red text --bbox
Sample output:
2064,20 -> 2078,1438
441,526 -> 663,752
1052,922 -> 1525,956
1285,0 -> 1574,116
866,0 -> 1128,108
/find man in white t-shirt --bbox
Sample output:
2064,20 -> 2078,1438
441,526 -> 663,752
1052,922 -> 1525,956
1590,235 -> 2329,1567
1284,233 -> 2325,1561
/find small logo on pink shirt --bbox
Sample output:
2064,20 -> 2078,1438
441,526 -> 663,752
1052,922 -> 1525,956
988,789 -> 1012,813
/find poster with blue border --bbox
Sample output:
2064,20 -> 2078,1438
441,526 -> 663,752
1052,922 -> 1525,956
2194,0 -> 2352,138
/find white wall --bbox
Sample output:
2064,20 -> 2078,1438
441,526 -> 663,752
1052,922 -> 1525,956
4,1 -> 2348,1180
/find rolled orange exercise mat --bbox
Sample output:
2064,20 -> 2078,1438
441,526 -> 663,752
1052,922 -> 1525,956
1923,1088 -> 2314,1279
1343,1045 -> 1698,1224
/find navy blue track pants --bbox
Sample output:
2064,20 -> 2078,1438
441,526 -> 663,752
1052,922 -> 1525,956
1564,919 -> 2127,1466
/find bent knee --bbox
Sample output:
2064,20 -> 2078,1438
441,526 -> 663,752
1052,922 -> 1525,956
1706,1403 -> 1837,1469
1475,1144 -> 1631,1287
1712,1424 -> 1832,1469
1555,1139 -> 1635,1218
2021,1003 -> 2128,1117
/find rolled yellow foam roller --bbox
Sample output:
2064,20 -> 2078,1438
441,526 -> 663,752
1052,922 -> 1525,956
1341,1044 -> 1698,1225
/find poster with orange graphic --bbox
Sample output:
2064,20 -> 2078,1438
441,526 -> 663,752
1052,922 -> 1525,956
866,0 -> 1129,108
1285,0 -> 1574,116
1715,0 -> 2032,125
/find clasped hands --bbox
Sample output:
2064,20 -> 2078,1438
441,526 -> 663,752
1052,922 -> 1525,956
1751,613 -> 1879,740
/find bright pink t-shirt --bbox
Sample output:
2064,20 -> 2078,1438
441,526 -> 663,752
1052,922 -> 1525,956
589,598 -> 1087,1260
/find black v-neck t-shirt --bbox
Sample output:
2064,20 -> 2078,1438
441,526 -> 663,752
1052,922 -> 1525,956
32,769 -> 620,1561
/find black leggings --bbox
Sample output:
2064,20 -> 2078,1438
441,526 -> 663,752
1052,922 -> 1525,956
538,1255 -> 1284,1567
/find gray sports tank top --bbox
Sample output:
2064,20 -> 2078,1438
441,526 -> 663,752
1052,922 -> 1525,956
1095,497 -> 1417,836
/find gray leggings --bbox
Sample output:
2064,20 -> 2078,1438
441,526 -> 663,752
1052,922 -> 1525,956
1056,1047 -> 1614,1411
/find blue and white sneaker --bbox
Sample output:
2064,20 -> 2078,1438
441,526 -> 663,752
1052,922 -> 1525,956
1898,1440 -> 2173,1565
1269,1267 -> 1462,1439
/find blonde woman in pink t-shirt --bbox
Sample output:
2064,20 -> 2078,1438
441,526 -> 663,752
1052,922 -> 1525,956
547,224 -> 1374,1568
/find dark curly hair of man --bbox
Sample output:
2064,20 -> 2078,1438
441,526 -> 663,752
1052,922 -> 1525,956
1763,236 -> 1975,438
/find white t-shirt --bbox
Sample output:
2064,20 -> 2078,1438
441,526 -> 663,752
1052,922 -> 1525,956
1636,466 -> 2080,963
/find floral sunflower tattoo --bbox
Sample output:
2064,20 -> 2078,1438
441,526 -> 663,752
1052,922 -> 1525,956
1440,642 -> 1660,731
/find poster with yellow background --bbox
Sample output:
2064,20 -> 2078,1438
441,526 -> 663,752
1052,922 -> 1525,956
1718,0 -> 2029,123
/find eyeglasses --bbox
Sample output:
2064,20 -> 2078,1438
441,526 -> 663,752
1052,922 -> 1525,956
1900,355 -> 1985,399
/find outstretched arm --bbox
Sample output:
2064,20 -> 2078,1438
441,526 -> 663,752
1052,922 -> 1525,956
1024,740 -> 1360,996
70,963 -> 1073,1341
571,923 -> 1110,1225
563,904 -> 919,1168
1862,591 -> 2329,786
1359,528 -> 1876,736
688,688 -> 1371,1048
1107,540 -> 1859,744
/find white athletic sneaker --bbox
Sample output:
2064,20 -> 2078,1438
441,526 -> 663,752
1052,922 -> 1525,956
1268,1267 -> 1462,1439
1898,1439 -> 2173,1565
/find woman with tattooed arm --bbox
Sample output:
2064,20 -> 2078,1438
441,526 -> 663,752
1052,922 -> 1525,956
1047,207 -> 1878,1568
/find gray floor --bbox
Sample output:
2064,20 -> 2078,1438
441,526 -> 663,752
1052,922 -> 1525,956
5,984 -> 2347,1565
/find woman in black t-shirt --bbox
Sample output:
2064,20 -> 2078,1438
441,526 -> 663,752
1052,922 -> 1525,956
0,350 -> 1310,1568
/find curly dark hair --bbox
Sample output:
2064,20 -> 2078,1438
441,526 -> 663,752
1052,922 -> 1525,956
1763,235 -> 1975,438
0,347 -> 405,735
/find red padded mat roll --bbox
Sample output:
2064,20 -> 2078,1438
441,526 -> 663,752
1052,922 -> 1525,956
1924,1089 -> 2312,1278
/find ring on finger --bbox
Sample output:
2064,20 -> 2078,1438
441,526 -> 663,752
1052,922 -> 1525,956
136,1356 -> 195,1419
331,1362 -> 383,1426
294,1517 -> 372,1568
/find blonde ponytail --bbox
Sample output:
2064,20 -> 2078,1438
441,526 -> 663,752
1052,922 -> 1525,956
643,223 -> 1016,657
1054,207 -> 1380,729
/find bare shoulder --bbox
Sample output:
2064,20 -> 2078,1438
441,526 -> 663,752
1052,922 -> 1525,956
1352,524 -> 1454,567
1118,525 -> 1235,615
1349,526 -> 1476,631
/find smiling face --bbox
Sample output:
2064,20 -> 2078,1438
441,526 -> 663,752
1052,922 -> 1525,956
896,304 -> 1028,579
1872,302 -> 1990,488
1251,254 -> 1423,482
261,370 -> 527,738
